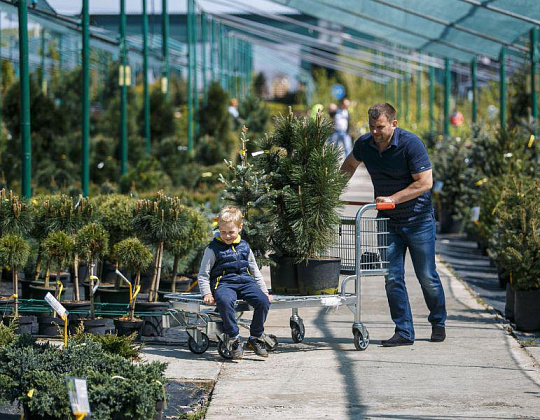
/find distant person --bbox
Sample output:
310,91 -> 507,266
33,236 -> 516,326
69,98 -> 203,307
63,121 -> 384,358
228,98 -> 240,125
198,206 -> 273,359
329,98 -> 353,156
340,103 -> 447,347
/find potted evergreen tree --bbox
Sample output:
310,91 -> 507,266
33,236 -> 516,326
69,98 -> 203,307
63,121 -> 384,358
113,237 -> 154,337
256,109 -> 348,294
0,189 -> 33,307
75,223 -> 110,334
220,126 -> 277,270
36,231 -> 73,336
496,176 -> 540,332
162,207 -> 210,296
0,234 -> 31,333
133,191 -> 187,336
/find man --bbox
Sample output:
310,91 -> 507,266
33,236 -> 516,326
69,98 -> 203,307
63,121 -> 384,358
341,103 -> 446,347
329,98 -> 353,156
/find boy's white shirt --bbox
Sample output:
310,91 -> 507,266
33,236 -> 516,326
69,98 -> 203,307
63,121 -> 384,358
197,233 -> 268,297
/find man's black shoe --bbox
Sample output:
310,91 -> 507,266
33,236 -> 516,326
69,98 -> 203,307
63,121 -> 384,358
431,326 -> 446,342
381,333 -> 414,347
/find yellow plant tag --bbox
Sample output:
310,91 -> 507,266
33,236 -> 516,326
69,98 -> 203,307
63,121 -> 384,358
528,135 -> 535,148
27,389 -> 35,398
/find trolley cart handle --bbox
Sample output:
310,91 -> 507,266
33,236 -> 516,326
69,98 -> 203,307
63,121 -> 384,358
376,202 -> 396,210
342,200 -> 396,210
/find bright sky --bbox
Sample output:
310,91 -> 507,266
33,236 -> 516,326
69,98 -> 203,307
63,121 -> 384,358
47,0 -> 295,15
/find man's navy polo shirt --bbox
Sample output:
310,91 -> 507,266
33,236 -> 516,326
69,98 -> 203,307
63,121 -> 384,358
352,127 -> 433,227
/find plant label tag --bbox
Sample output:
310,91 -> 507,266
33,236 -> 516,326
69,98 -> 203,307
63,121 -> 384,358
433,181 -> 444,193
44,292 -> 68,317
471,206 -> 481,222
66,377 -> 91,415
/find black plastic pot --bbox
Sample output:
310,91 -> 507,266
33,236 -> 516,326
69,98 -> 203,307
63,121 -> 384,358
37,315 -> 65,337
505,283 -> 515,322
3,315 -> 36,335
514,289 -> 540,332
297,257 -> 341,295
62,301 -> 92,333
24,404 -> 58,420
82,318 -> 110,335
114,318 -> 144,338
0,296 -> 14,317
96,286 -> 131,304
29,284 -> 57,300
270,256 -> 299,294
137,301 -> 170,337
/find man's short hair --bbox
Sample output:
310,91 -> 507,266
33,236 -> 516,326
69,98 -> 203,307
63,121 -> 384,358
218,206 -> 243,227
368,103 -> 397,122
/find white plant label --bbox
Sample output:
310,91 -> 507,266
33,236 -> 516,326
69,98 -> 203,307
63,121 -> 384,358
433,181 -> 444,193
66,377 -> 91,415
44,292 -> 68,318
471,206 -> 481,222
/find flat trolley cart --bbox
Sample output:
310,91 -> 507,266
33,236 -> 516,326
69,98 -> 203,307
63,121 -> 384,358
166,202 -> 394,358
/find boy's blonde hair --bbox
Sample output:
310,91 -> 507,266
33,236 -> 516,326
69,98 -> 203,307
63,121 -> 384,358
218,206 -> 243,227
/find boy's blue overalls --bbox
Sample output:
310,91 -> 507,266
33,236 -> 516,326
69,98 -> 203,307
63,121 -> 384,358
209,236 -> 270,339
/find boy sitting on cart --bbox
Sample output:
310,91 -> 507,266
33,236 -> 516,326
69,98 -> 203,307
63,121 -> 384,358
198,206 -> 274,359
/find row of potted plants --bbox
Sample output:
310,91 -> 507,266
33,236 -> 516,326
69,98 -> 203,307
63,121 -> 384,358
0,190 -> 211,337
429,125 -> 540,331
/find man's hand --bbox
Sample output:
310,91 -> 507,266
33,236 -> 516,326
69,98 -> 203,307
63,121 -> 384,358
265,293 -> 274,303
376,196 -> 396,204
203,293 -> 215,305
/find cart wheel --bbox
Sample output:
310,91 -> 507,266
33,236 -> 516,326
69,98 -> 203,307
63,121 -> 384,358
187,333 -> 210,354
217,340 -> 233,359
353,329 -> 369,351
291,322 -> 305,343
264,334 -> 278,351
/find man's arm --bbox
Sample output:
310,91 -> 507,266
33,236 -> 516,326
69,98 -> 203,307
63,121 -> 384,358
340,152 -> 361,179
376,169 -> 433,205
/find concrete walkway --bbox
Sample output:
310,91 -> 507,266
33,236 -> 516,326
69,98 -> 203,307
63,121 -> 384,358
143,166 -> 540,419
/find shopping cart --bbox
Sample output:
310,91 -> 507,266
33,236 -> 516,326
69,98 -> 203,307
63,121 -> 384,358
166,202 -> 394,358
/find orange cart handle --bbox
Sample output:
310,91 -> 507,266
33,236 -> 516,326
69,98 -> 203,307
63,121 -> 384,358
376,202 -> 396,210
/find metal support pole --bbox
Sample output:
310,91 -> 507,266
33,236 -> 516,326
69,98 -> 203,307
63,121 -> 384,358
120,0 -> 128,175
82,0 -> 90,196
142,0 -> 150,153
18,0 -> 31,198
416,69 -> 422,123
429,65 -> 435,135
531,27 -> 538,135
162,0 -> 169,100
193,3 -> 199,137
201,12 -> 208,104
471,57 -> 477,125
246,42 -> 252,91
397,77 -> 402,116
187,0 -> 194,152
219,25 -> 225,89
444,58 -> 451,138
499,46 -> 506,128
210,18 -> 216,81
404,73 -> 409,123
40,27 -> 45,93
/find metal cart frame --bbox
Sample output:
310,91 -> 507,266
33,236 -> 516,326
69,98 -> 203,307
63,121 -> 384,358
166,203 -> 393,358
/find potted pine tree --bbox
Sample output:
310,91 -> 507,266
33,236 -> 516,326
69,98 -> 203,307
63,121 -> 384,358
36,231 -> 74,336
0,234 -> 31,333
496,176 -> 540,332
256,109 -> 348,294
75,223 -> 110,334
161,206 -> 210,297
112,237 -> 154,337
133,191 -> 187,336
0,189 -> 33,309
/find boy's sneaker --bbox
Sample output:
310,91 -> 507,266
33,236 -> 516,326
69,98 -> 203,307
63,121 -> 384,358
247,336 -> 269,358
231,337 -> 244,359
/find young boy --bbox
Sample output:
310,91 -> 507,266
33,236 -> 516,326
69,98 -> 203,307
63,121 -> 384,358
198,206 -> 273,359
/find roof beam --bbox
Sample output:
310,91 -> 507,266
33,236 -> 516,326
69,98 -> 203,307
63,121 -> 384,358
456,0 -> 540,26
372,0 -> 528,54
